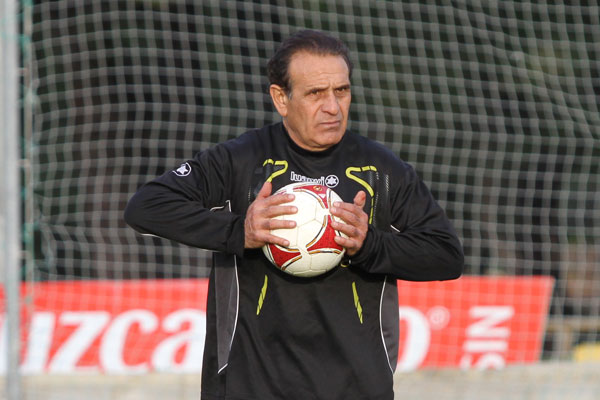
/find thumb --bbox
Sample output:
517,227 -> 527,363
353,190 -> 367,208
257,181 -> 273,199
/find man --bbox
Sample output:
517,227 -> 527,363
125,30 -> 463,399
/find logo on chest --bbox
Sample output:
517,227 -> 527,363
290,171 -> 339,188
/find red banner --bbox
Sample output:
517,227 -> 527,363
396,276 -> 554,371
0,276 -> 553,374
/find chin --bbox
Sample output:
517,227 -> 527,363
314,135 -> 343,150
324,129 -> 345,143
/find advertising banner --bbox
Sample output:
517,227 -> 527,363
396,276 -> 554,371
0,276 -> 553,374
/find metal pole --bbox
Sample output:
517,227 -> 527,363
1,0 -> 23,398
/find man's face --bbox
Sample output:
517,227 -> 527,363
271,52 -> 351,152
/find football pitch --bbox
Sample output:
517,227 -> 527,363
5,362 -> 600,400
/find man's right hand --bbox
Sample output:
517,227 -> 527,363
244,181 -> 297,249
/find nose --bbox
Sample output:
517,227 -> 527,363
321,91 -> 340,115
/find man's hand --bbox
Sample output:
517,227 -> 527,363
244,181 -> 297,249
330,191 -> 368,257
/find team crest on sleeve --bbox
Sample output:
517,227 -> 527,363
173,162 -> 191,177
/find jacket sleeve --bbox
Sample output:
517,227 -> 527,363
349,163 -> 464,281
123,145 -> 246,257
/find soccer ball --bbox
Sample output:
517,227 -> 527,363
262,182 -> 347,277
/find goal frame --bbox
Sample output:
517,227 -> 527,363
1,0 -> 22,398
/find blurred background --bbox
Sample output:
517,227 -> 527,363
2,0 -> 599,399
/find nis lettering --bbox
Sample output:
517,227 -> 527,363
460,306 -> 514,370
396,305 -> 514,371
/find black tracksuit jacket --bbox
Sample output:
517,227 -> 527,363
124,122 -> 463,399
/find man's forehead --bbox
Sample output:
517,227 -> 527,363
288,52 -> 350,84
291,50 -> 347,66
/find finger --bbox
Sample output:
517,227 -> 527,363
330,203 -> 365,226
265,216 -> 296,230
331,219 -> 361,238
266,233 -> 292,248
331,191 -> 366,217
267,191 -> 296,207
334,235 -> 360,256
263,205 -> 298,220
245,216 -> 294,248
331,197 -> 360,215
254,230 -> 291,248
334,234 -> 354,247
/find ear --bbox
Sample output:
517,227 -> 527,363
269,84 -> 289,117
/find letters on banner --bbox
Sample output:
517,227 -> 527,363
0,276 -> 553,374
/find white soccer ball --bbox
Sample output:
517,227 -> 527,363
262,182 -> 347,277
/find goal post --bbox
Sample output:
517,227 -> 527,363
1,0 -> 22,398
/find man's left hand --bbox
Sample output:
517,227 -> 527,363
330,191 -> 368,257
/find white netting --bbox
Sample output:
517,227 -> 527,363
24,0 -> 600,379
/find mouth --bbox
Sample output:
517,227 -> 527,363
320,120 -> 341,128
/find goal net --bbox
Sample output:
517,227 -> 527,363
9,0 -> 600,396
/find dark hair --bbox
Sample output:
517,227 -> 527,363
267,30 -> 353,94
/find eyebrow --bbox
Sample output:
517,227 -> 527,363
304,85 -> 327,93
335,84 -> 351,91
304,83 -> 351,94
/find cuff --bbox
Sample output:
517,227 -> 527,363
227,216 -> 246,258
